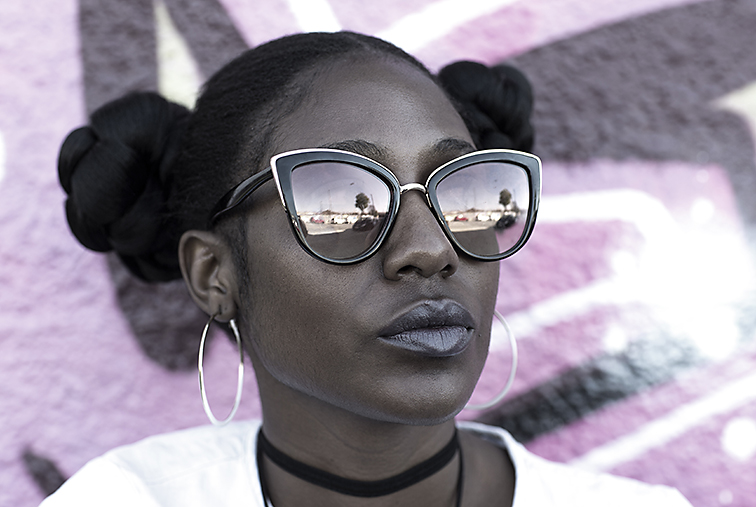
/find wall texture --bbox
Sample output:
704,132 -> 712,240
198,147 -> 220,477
2,0 -> 755,505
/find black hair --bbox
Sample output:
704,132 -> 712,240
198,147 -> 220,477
438,60 -> 535,152
58,93 -> 189,281
58,31 -> 534,283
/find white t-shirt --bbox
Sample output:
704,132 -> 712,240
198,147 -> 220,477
41,420 -> 692,506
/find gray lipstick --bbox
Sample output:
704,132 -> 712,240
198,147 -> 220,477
377,300 -> 475,357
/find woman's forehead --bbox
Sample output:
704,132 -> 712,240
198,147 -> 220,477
272,57 -> 473,165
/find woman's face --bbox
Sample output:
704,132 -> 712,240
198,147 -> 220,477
236,56 -> 499,425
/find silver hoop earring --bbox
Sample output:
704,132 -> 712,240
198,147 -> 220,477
198,313 -> 244,426
464,310 -> 518,411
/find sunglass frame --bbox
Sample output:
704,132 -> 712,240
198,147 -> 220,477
210,148 -> 542,265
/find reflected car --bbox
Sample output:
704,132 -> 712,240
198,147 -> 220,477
494,210 -> 518,230
352,216 -> 378,231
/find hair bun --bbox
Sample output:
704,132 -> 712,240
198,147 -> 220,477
58,126 -> 97,194
438,61 -> 535,152
58,92 -> 190,281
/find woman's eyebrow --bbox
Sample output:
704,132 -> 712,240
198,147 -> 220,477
320,138 -> 476,159
319,139 -> 387,160
432,137 -> 477,156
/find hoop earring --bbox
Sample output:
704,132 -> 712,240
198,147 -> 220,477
464,310 -> 518,411
198,312 -> 244,426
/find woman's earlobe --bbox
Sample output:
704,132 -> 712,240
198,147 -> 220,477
178,230 -> 238,321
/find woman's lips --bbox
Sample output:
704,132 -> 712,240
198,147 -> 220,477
377,300 -> 475,357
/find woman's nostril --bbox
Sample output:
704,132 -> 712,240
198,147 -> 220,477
441,262 -> 457,277
396,265 -> 420,277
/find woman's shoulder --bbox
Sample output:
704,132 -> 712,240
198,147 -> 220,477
457,421 -> 692,507
101,419 -> 261,474
40,420 -> 263,507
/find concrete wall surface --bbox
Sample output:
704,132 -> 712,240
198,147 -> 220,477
1,0 -> 755,505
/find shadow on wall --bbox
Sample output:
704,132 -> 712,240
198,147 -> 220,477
27,0 -> 756,498
106,254 -> 207,371
80,0 -> 249,371
515,0 -> 756,231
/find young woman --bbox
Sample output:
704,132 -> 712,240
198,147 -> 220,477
45,32 -> 690,506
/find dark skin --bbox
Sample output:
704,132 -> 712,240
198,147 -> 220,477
179,56 -> 515,507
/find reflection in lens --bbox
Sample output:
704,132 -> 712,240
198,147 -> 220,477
436,161 -> 529,257
290,162 -> 391,260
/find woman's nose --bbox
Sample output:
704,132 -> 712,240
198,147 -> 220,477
381,189 -> 459,280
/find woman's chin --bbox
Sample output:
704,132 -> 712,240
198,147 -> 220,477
334,389 -> 474,427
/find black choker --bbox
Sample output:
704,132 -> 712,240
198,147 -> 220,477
256,428 -> 464,505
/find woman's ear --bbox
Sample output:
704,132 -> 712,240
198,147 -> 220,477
178,230 -> 239,322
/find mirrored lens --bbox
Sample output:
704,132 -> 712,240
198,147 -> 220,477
435,161 -> 530,257
290,162 -> 391,260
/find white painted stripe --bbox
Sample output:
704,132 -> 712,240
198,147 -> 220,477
377,0 -> 520,53
537,189 -> 678,239
286,0 -> 341,32
155,0 -> 202,108
491,190 -> 678,350
496,188 -> 752,362
715,80 -> 756,151
569,371 -> 756,472
0,130 -> 5,184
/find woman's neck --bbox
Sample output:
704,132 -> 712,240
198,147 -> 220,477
252,357 -> 515,507
257,425 -> 462,507
259,379 -> 458,482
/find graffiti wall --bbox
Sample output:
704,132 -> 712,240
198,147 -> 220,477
2,0 -> 755,505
